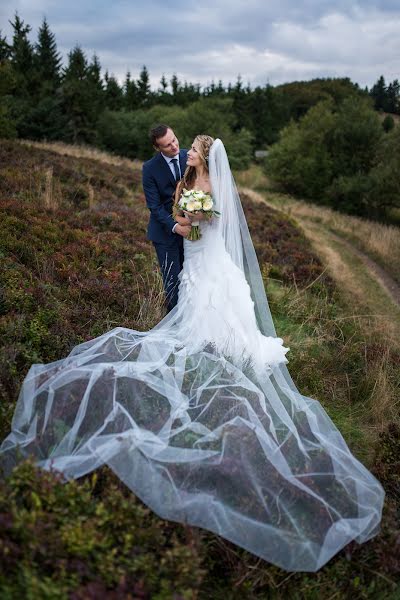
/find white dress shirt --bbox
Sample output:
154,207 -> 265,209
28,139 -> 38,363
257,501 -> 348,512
161,153 -> 181,233
161,152 -> 182,180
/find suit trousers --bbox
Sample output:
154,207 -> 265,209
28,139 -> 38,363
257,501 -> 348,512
153,240 -> 184,312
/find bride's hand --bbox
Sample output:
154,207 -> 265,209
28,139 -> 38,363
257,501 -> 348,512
183,211 -> 205,222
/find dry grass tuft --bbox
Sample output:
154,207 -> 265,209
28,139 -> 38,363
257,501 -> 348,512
367,347 -> 400,431
87,182 -> 95,209
133,267 -> 168,330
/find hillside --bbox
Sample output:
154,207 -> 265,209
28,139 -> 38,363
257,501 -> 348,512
0,140 -> 399,599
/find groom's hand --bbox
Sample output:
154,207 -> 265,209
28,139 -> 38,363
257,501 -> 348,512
175,224 -> 192,238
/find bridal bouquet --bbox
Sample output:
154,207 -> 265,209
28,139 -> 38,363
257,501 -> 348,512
177,189 -> 220,241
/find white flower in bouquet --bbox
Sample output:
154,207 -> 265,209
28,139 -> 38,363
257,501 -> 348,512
176,188 -> 220,241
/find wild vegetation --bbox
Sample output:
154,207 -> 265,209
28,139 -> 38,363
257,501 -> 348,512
264,97 -> 400,220
0,140 -> 399,598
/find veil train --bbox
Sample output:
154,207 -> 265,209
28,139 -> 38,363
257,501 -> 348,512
0,139 -> 384,572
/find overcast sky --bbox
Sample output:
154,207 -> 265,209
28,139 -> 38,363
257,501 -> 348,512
1,1 -> 399,90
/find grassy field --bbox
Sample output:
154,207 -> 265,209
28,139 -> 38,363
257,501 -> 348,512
0,140 -> 399,599
236,165 -> 400,284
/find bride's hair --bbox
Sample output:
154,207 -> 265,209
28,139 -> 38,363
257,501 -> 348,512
177,135 -> 214,198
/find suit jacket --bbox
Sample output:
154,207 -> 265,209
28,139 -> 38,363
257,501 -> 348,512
142,149 -> 188,244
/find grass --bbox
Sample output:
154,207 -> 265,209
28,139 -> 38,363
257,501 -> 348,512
20,139 -> 142,170
0,140 -> 399,598
235,165 -> 400,285
292,218 -> 400,347
279,195 -> 400,285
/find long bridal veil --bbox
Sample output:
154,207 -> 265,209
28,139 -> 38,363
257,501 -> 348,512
0,139 -> 384,572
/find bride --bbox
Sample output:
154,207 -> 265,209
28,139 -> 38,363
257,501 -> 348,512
0,136 -> 384,572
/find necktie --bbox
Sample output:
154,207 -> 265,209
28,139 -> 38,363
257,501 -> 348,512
171,158 -> 181,182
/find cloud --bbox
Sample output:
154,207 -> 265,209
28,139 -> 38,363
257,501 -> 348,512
1,1 -> 399,88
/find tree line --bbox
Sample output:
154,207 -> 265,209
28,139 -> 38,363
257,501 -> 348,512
266,96 -> 400,219
0,13 -> 399,218
0,16 -> 391,150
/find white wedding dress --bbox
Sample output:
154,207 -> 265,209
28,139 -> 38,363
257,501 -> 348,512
0,140 -> 384,572
175,219 -> 289,373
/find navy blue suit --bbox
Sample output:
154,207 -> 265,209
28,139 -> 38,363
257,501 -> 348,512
142,150 -> 188,311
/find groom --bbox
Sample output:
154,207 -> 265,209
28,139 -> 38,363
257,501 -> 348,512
142,124 -> 191,311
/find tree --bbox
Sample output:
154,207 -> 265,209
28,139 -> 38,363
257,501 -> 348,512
328,124 -> 400,219
137,65 -> 151,107
265,99 -> 336,200
366,124 -> 400,218
7,14 -> 43,136
87,54 -> 104,115
35,17 -> 62,93
104,71 -> 123,110
370,75 -> 387,111
0,59 -> 17,138
159,74 -> 168,93
180,81 -> 200,106
17,17 -> 66,140
61,46 -> 98,143
329,96 -> 383,179
382,114 -> 395,133
0,31 -> 12,60
386,79 -> 400,114
156,74 -> 171,106
9,13 -> 37,98
124,71 -> 139,110
171,73 -> 180,98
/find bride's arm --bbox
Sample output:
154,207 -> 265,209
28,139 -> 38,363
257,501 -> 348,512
173,183 -> 191,225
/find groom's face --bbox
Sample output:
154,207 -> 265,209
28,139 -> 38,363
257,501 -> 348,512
155,128 -> 180,157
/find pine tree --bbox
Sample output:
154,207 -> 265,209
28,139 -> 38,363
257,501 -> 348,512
23,17 -> 66,140
35,17 -> 62,92
232,75 -> 249,132
137,65 -> 151,106
124,70 -> 139,110
87,54 -> 105,113
0,31 -> 12,60
370,75 -> 387,111
104,71 -> 123,110
157,74 -> 170,105
386,79 -> 400,115
171,73 -> 180,97
180,81 -> 200,105
0,35 -> 17,138
9,13 -> 38,98
159,74 -> 168,93
61,46 -> 97,143
20,18 -> 67,140
216,80 -> 225,96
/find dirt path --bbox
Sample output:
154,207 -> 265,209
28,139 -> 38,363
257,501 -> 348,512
328,231 -> 400,306
241,187 -> 400,343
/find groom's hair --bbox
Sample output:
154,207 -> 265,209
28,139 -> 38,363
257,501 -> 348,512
150,124 -> 171,147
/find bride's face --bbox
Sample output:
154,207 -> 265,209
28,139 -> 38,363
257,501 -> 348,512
187,142 -> 202,167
